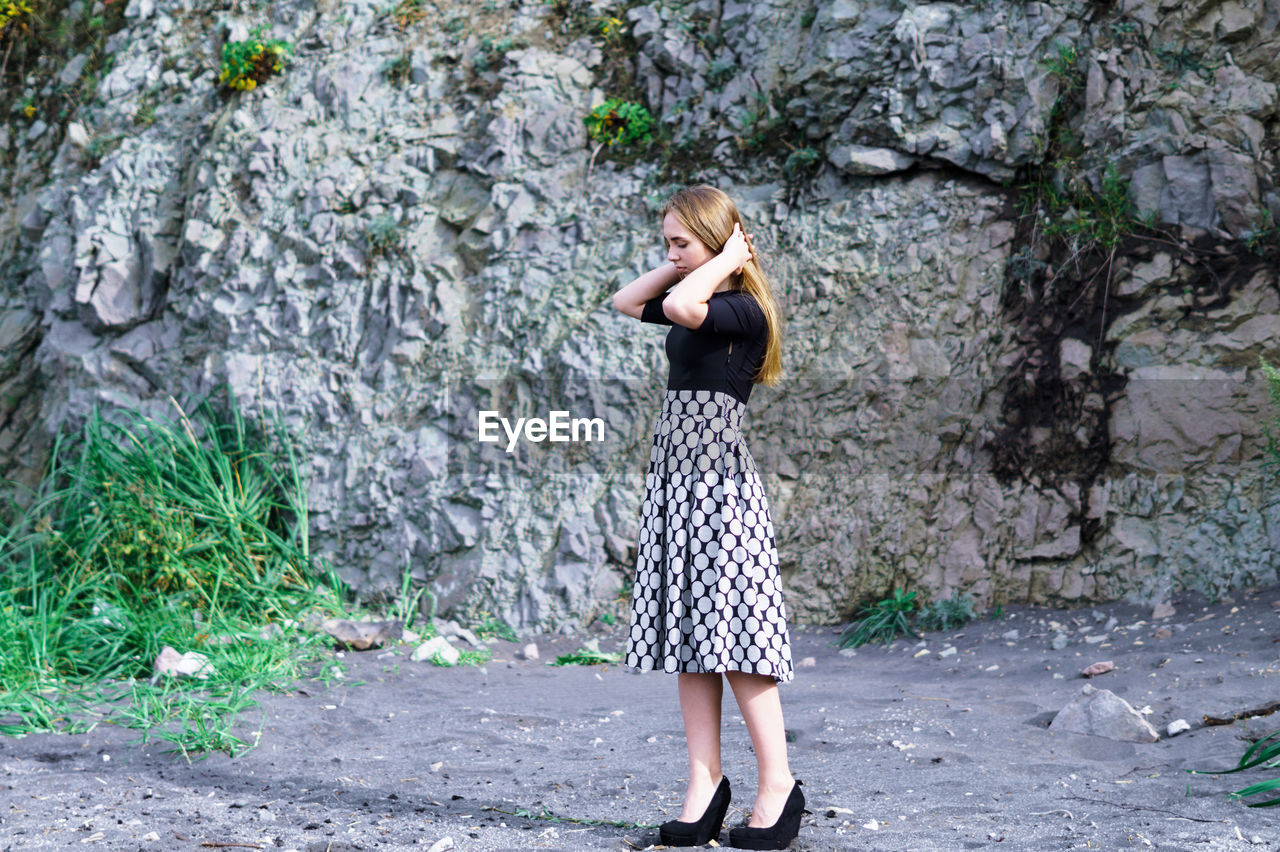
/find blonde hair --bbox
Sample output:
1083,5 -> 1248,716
662,185 -> 783,386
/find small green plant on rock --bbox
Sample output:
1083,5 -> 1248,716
389,0 -> 428,28
838,589 -> 920,648
707,56 -> 735,91
382,51 -> 411,85
736,91 -> 784,152
1039,41 -> 1081,92
1245,210 -> 1280,258
784,146 -> 821,177
474,34 -> 523,73
584,98 -> 654,149
219,25 -> 293,92
597,14 -> 625,44
366,214 -> 403,255
1042,161 -> 1134,251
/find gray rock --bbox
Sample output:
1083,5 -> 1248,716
1159,154 -> 1216,229
1217,2 -> 1258,41
435,618 -> 485,649
1049,684 -> 1160,743
58,53 -> 90,87
1166,719 -> 1191,737
828,145 -> 916,176
413,637 -> 460,665
322,619 -> 403,651
1059,339 -> 1092,380
124,0 -> 155,20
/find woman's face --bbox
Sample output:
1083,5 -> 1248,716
663,212 -> 716,278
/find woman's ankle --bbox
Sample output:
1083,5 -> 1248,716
756,775 -> 794,796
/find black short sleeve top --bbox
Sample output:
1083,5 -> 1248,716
640,290 -> 768,405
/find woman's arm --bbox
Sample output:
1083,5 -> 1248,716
612,262 -> 681,319
662,223 -> 754,329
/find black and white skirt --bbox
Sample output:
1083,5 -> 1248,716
625,389 -> 794,683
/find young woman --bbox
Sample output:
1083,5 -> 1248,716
612,185 -> 804,850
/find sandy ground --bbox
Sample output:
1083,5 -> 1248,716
2,586 -> 1279,852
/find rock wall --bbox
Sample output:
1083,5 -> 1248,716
1,0 -> 1277,629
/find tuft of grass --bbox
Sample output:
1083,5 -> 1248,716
473,34 -> 524,73
366,213 -> 403,256
784,146 -> 821,177
554,647 -> 622,666
472,611 -> 517,642
382,51 -> 411,85
1039,41 -> 1081,93
458,647 -> 493,666
389,0 -> 429,28
0,390 -> 351,757
915,593 -> 978,632
838,590 -> 920,648
1188,729 -> 1280,807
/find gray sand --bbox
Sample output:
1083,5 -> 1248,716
2,588 -> 1278,851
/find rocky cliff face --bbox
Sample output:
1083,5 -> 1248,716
1,0 -> 1277,629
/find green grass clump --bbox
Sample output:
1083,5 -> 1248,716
219,24 -> 292,92
472,610 -> 518,642
0,392 -> 347,757
584,99 -> 654,149
390,0 -> 429,28
838,589 -> 920,648
1188,729 -> 1280,807
1039,42 -> 1080,90
366,214 -> 403,255
474,34 -> 524,73
915,592 -> 978,632
554,647 -> 622,666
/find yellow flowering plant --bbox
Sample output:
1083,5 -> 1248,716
0,0 -> 34,34
218,25 -> 292,92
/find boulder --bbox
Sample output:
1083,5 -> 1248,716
1050,684 -> 1160,743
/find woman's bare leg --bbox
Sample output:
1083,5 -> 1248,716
676,672 -> 724,821
726,671 -> 793,827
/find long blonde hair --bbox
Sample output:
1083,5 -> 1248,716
661,185 -> 783,386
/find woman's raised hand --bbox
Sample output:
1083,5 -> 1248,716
722,222 -> 755,273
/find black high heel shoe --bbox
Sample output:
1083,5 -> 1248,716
728,779 -> 805,850
659,776 -> 732,847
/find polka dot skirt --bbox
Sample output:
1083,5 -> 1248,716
625,389 -> 794,683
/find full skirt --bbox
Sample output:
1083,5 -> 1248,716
624,389 -> 794,683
